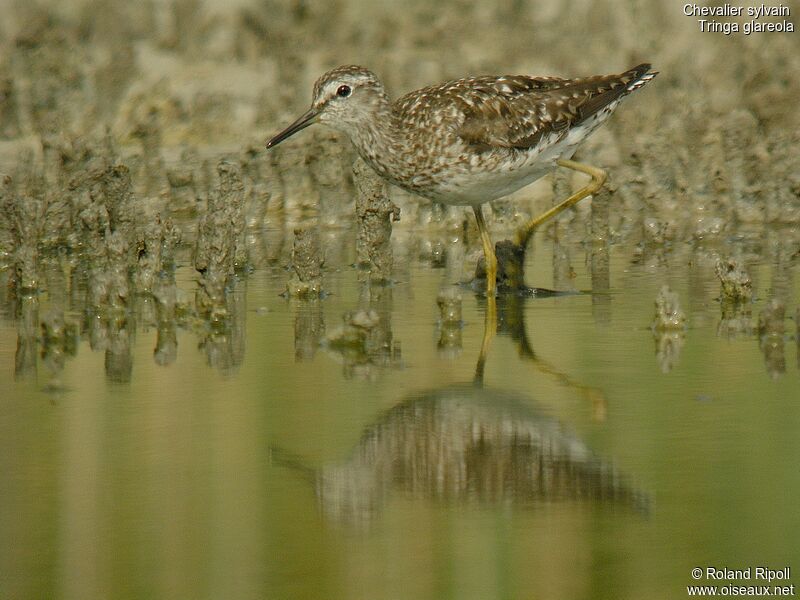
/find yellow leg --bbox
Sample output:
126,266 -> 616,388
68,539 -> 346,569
472,205 -> 497,384
473,205 -> 497,297
515,159 -> 607,247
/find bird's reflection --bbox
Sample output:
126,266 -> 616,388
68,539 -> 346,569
477,292 -> 608,420
274,293 -> 647,527
316,385 -> 647,526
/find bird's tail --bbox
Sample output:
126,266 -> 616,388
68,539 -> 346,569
623,63 -> 658,93
570,63 -> 657,126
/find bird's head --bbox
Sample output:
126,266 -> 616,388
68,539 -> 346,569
266,65 -> 389,148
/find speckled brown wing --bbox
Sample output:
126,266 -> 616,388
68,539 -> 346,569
454,64 -> 654,151
393,74 -> 570,129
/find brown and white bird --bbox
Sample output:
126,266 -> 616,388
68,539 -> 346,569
268,64 -> 657,295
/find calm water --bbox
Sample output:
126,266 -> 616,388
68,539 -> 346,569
1,224 -> 799,600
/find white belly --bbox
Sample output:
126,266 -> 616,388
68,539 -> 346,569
430,135 -> 578,206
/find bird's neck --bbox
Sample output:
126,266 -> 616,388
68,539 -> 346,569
347,104 -> 405,180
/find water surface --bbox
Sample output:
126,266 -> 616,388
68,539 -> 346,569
1,226 -> 798,600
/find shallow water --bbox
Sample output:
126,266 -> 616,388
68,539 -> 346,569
1,221 -> 798,600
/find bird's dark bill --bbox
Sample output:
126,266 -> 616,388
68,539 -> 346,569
266,107 -> 319,148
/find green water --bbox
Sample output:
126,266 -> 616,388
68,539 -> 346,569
1,228 -> 798,600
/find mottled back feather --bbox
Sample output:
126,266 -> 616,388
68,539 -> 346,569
393,64 -> 655,153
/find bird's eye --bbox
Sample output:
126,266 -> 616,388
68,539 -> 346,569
336,85 -> 352,98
